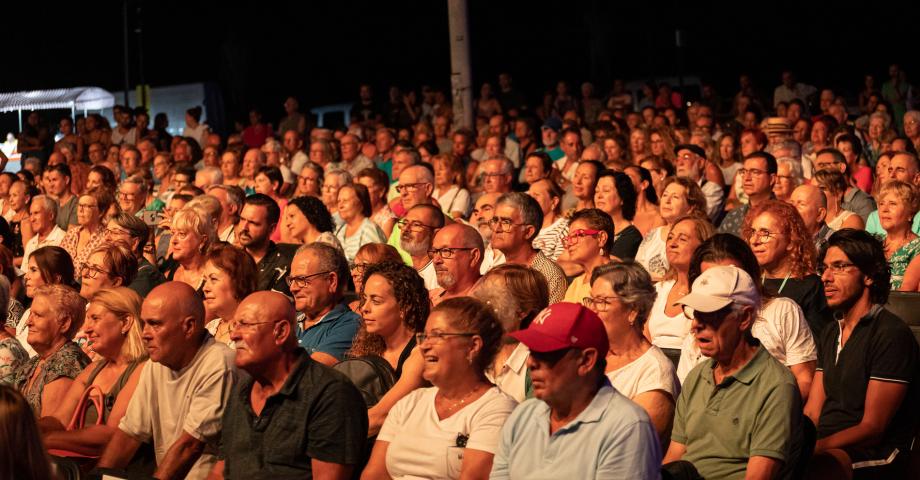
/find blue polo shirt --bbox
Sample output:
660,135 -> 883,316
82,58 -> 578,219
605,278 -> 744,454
296,303 -> 360,361
490,380 -> 661,479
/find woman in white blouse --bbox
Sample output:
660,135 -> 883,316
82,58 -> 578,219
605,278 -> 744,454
635,177 -> 709,281
584,261 -> 680,446
362,297 -> 516,480
432,153 -> 471,220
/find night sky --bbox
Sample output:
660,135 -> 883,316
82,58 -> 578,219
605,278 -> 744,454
3,1 -> 919,132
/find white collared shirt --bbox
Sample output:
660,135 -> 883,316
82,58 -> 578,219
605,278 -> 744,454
486,343 -> 530,403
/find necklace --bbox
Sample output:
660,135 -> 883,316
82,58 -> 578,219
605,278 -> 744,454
438,385 -> 485,415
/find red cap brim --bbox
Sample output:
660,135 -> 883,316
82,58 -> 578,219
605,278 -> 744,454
508,328 -> 571,353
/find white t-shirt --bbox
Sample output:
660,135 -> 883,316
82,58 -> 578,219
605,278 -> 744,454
182,123 -> 210,148
378,386 -> 517,480
15,308 -> 36,358
486,343 -> 530,403
119,336 -> 237,479
434,185 -> 471,217
635,226 -> 669,280
479,246 -> 505,275
22,226 -> 66,271
111,127 -> 138,146
419,260 -> 439,291
647,280 -> 691,350
606,345 -> 680,400
676,296 -> 818,383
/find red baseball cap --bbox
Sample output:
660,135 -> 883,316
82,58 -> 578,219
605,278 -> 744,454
509,302 -> 609,354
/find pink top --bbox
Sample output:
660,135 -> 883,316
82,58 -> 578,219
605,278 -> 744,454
852,165 -> 873,193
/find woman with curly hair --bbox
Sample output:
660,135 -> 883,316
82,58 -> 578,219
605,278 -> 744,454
743,200 -> 833,335
282,195 -> 340,249
350,260 -> 430,436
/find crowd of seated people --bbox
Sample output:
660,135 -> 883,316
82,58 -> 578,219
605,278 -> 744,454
0,69 -> 919,479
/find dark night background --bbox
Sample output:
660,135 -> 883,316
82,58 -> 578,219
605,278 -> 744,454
3,1 -> 919,132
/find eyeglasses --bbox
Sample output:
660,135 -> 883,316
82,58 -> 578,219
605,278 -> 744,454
427,247 -> 475,259
350,263 -> 370,274
80,263 -> 110,279
230,319 -> 277,332
117,191 -> 138,199
285,270 -> 332,288
488,216 -> 525,232
817,261 -> 857,276
742,228 -> 780,244
582,296 -> 620,312
395,182 -> 429,194
415,331 -> 477,344
104,227 -> 131,237
737,168 -> 769,177
397,219 -> 436,232
77,203 -> 98,211
564,229 -> 601,245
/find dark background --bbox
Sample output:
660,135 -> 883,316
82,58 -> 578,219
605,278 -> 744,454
2,0 -> 918,131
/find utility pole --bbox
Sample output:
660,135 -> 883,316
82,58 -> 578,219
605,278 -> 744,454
122,0 -> 131,107
447,0 -> 472,129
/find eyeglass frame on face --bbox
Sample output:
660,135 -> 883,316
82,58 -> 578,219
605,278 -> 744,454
529,347 -> 576,368
488,216 -> 525,232
285,270 -> 332,288
395,182 -> 430,194
564,228 -> 601,246
582,295 -> 621,312
427,247 -> 475,260
397,219 -> 436,232
80,262 -> 111,279
117,190 -> 138,200
77,202 -> 98,212
415,330 -> 477,345
350,263 -> 370,274
743,227 -> 781,244
817,261 -> 857,276
104,227 -> 131,238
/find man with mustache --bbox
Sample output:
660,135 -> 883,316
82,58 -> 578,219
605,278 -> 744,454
398,204 -> 444,291
98,282 -> 237,479
211,291 -> 367,479
428,223 -> 483,305
470,192 -> 504,273
804,230 -> 919,478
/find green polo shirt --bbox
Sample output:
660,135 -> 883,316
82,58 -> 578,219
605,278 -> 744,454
672,345 -> 802,480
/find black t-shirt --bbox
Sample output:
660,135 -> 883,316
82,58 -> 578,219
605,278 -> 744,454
609,224 -> 642,261
763,274 -> 832,336
221,349 -> 369,478
815,306 -> 919,450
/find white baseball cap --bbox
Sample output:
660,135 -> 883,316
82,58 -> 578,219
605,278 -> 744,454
675,265 -> 760,316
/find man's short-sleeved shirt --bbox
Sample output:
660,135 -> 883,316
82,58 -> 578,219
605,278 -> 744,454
255,242 -> 297,297
672,345 -> 802,480
296,303 -> 360,361
119,336 -> 237,479
220,349 -> 368,478
489,380 -> 661,480
815,306 -> 919,450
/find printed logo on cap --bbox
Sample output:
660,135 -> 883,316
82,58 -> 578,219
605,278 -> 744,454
533,308 -> 552,326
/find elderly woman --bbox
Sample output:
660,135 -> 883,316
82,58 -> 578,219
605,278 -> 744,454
203,243 -> 258,346
356,167 -> 397,238
323,169 -> 352,225
17,246 -> 75,358
470,264 -> 549,403
294,161 -> 324,199
164,207 -> 215,292
39,287 -> 147,460
563,209 -> 615,304
905,110 -> 920,152
348,243 -> 403,312
350,261 -> 429,436
60,188 -> 114,277
527,178 -> 568,261
11,285 -> 90,416
866,111 -> 892,167
635,177 -> 708,281
282,195 -> 339,248
624,165 -> 664,236
743,200 -> 833,335
813,169 -> 864,230
432,153 -> 471,219
335,184 -> 386,263
876,181 -> 920,290
362,297 -> 515,480
584,261 -> 679,444
645,215 -> 715,367
594,170 -> 643,260
773,157 -> 803,203
522,151 -> 553,185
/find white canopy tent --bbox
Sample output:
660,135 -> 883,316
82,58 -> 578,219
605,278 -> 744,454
0,87 -> 115,130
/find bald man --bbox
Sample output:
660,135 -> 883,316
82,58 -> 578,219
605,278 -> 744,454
429,223 -> 485,305
790,184 -> 834,253
99,282 -> 237,480
210,291 -> 367,479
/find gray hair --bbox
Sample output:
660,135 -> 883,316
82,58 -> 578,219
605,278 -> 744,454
197,166 -> 223,186
395,148 -> 422,166
186,195 -> 223,230
777,157 -> 804,187
31,195 -> 58,221
485,157 -> 513,175
207,184 -> 244,211
905,110 -> 920,126
123,174 -> 150,195
869,111 -> 892,129
263,138 -> 284,153
590,261 -> 657,331
299,161 -> 325,184
325,169 -> 352,187
294,242 -> 349,296
495,192 -> 543,242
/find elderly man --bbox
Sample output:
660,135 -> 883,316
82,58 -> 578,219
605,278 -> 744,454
428,223 -> 483,304
791,184 -> 834,253
194,166 -> 223,190
481,158 -> 514,195
489,192 -> 566,303
238,193 -> 296,296
284,129 -> 309,177
98,282 -> 237,479
212,291 -> 367,479
399,204 -> 445,290
804,230 -> 919,478
337,133 -> 374,177
118,175 -> 153,216
43,163 -> 78,229
491,302 -> 661,478
675,144 -> 725,223
866,151 -> 920,235
21,195 -> 65,269
664,265 -> 802,480
206,184 -> 243,243
553,127 -> 583,184
469,192 -> 505,273
386,148 -> 422,202
719,151 -> 777,237
288,243 -> 359,366
105,212 -> 165,296
387,165 -> 435,262
539,117 -> 564,161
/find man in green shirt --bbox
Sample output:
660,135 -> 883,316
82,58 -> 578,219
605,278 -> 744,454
663,265 -> 802,480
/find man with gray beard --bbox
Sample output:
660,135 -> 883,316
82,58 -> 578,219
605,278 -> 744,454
428,223 -> 484,305
398,204 -> 445,290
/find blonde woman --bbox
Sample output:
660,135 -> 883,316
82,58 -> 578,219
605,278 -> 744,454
164,207 -> 216,292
